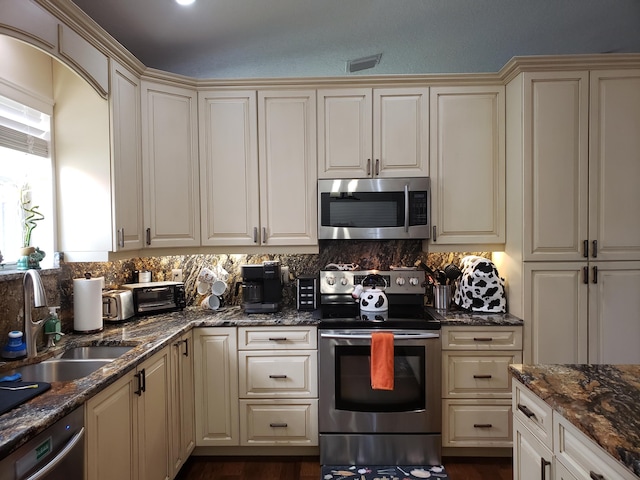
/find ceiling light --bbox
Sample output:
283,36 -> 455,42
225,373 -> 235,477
175,0 -> 195,5
347,54 -> 382,73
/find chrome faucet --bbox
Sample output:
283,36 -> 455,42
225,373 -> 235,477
23,269 -> 48,359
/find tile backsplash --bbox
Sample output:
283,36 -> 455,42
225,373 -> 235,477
0,240 -> 488,355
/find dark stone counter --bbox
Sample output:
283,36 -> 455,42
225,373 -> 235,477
436,307 -> 523,327
510,363 -> 640,476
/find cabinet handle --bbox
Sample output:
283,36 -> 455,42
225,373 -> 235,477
473,337 -> 494,342
593,266 -> 598,284
473,423 -> 493,428
134,371 -> 143,396
268,374 -> 288,379
268,337 -> 288,341
118,228 -> 125,248
140,368 -> 146,393
269,423 -> 288,428
583,240 -> 589,258
432,226 -> 437,242
183,338 -> 189,357
262,227 -> 267,244
375,159 -> 380,176
589,472 -> 605,480
253,227 -> 258,243
146,228 -> 151,246
592,240 -> 598,258
584,266 -> 589,284
517,403 -> 536,419
473,374 -> 493,379
540,458 -> 551,480
367,159 -> 371,176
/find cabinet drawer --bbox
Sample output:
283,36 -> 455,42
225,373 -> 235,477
238,326 -> 317,350
441,326 -> 522,350
443,352 -> 521,398
239,399 -> 318,446
554,414 -> 637,480
239,351 -> 318,398
513,379 -> 553,450
443,400 -> 512,447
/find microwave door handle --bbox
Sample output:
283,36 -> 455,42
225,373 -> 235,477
404,184 -> 410,232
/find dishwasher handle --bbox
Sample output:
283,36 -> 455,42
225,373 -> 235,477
320,332 -> 440,340
25,427 -> 85,480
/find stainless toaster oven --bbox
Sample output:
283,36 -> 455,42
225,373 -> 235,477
121,281 -> 186,315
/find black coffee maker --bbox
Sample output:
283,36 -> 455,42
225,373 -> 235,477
236,261 -> 282,313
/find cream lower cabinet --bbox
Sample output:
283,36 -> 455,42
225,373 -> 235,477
513,379 -> 638,480
198,89 -> 317,247
317,87 -> 429,178
85,346 -> 172,480
237,326 -> 318,446
441,326 -> 522,451
428,85 -> 505,248
193,327 -> 239,446
169,331 -> 195,476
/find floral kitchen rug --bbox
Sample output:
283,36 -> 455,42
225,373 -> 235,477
321,465 -> 448,480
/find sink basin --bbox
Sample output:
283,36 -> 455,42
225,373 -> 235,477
59,345 -> 134,360
13,359 -> 112,382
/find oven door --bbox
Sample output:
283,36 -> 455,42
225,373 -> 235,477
319,329 -> 441,434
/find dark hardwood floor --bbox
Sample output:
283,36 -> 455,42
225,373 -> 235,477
175,456 -> 512,480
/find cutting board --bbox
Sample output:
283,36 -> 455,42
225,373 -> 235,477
0,382 -> 51,416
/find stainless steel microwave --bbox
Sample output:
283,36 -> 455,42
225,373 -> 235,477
318,177 -> 430,240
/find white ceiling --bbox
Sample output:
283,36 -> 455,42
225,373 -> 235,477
70,0 -> 640,79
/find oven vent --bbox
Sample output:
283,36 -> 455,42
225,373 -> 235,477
347,54 -> 382,73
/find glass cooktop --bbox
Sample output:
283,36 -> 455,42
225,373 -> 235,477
318,302 -> 442,330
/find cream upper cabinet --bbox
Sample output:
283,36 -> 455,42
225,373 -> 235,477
199,89 -> 316,247
257,90 -> 317,246
589,70 -> 640,261
317,87 -> 428,178
110,60 -> 144,251
199,90 -> 259,246
141,80 -> 200,248
429,85 -> 505,247
0,0 -> 58,53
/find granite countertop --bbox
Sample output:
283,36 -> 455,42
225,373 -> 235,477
0,305 -> 519,459
510,363 -> 640,476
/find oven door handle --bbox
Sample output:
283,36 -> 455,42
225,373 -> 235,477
320,332 -> 440,340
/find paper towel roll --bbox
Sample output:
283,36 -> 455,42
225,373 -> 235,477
73,276 -> 104,332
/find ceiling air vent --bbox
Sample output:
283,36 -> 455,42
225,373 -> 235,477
347,54 -> 382,73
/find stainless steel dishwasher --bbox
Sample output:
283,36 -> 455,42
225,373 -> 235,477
0,405 -> 84,480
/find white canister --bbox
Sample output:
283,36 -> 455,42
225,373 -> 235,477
73,275 -> 104,332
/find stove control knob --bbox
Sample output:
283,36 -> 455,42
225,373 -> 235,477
396,277 -> 406,286
325,275 -> 336,286
340,277 -> 349,286
409,277 -> 420,286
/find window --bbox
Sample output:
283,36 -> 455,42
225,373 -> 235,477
0,94 -> 53,267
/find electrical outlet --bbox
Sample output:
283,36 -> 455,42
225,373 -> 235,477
171,268 -> 183,282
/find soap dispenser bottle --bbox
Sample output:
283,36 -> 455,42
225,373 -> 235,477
44,306 -> 63,347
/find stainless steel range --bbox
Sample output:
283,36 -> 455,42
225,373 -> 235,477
318,267 -> 442,466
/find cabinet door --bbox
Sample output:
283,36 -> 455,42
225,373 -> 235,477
588,261 -> 640,364
141,81 -> 200,247
429,86 -> 504,246
524,263 -> 588,364
258,90 -> 317,246
199,90 -> 260,246
110,60 -> 144,251
317,88 -> 373,178
522,72 -> 590,261
85,372 -> 137,480
589,70 -> 640,261
170,332 -> 195,476
137,348 -> 171,480
513,418 -> 553,480
193,327 -> 239,446
0,0 -> 58,52
374,87 -> 429,177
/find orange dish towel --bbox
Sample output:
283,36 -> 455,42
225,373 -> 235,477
370,331 -> 394,390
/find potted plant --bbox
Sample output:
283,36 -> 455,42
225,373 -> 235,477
16,184 -> 45,270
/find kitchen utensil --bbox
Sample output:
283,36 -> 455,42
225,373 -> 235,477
0,384 -> 39,391
443,263 -> 462,284
0,373 -> 21,382
352,274 -> 388,312
433,284 -> 451,310
436,270 -> 447,285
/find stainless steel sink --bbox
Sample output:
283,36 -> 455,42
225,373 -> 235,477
13,359 -> 112,382
59,345 -> 134,360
